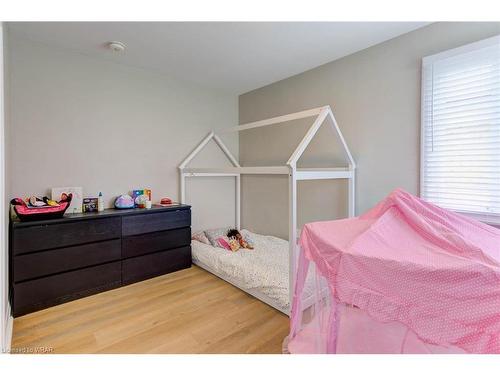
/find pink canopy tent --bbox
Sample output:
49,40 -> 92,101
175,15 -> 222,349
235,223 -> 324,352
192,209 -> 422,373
288,189 -> 500,354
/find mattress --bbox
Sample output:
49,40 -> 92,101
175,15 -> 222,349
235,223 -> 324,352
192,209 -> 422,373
191,229 -> 315,315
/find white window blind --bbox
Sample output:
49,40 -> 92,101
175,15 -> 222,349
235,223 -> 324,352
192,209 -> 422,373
421,35 -> 500,221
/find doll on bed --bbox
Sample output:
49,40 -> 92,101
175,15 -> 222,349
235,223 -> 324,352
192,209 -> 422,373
227,229 -> 254,251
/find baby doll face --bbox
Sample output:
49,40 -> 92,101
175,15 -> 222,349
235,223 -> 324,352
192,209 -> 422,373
226,229 -> 240,239
235,233 -> 242,240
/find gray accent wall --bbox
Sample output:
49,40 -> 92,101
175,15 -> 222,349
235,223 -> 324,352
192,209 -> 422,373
239,22 -> 500,240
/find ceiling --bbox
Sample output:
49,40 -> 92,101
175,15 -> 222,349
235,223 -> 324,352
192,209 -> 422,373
7,22 -> 429,94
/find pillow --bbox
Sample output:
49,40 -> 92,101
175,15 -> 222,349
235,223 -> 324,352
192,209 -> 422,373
241,235 -> 254,249
216,237 -> 231,250
192,231 -> 210,245
204,227 -> 231,248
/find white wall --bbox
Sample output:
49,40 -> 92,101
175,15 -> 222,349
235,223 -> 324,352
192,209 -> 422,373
1,22 -> 12,353
239,22 -> 500,239
7,33 -> 239,232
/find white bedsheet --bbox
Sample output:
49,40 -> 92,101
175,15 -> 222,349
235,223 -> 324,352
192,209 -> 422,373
191,230 -> 314,314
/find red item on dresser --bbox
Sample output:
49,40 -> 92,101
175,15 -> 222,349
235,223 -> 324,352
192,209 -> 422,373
160,197 -> 172,205
11,193 -> 73,222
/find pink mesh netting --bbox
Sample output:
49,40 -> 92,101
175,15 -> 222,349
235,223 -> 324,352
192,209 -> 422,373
287,189 -> 500,354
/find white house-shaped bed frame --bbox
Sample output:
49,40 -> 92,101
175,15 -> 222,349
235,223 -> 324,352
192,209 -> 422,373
179,105 -> 356,313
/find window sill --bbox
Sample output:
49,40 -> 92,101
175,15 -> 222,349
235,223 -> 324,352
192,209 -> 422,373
456,211 -> 500,228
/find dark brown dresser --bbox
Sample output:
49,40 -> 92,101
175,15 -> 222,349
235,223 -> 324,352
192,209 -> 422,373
9,204 -> 191,317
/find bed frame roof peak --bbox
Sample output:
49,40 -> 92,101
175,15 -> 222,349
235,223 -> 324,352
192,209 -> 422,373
179,105 -> 355,173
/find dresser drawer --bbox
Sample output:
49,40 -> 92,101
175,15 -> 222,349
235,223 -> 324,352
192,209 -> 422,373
13,239 -> 121,282
122,227 -> 191,259
122,246 -> 191,284
13,261 -> 121,316
12,217 -> 121,255
122,209 -> 190,236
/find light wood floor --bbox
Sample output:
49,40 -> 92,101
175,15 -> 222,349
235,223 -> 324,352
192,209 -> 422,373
11,265 -> 289,354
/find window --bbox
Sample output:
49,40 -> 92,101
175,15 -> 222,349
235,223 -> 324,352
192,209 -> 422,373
421,35 -> 500,223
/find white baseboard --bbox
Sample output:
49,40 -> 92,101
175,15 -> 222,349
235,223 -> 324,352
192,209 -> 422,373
3,303 -> 13,353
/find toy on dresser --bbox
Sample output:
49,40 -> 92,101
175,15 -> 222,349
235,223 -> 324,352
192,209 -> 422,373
10,193 -> 73,222
132,189 -> 151,208
114,194 -> 135,209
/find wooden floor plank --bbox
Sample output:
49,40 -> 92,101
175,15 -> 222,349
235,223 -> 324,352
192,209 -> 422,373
11,266 -> 288,354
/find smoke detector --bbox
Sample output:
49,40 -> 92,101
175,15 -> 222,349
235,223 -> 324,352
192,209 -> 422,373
107,41 -> 126,52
